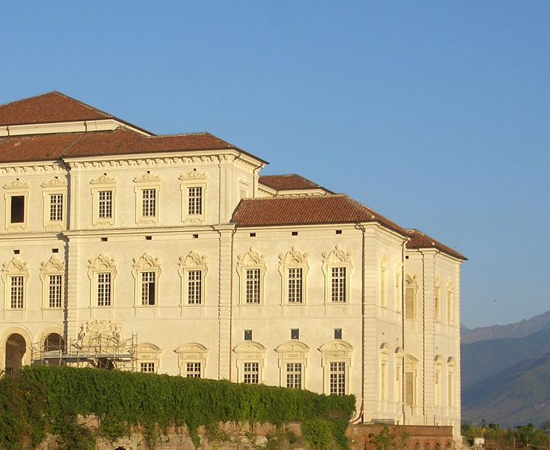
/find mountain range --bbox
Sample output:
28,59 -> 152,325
461,310 -> 550,427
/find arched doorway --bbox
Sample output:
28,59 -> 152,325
43,333 -> 64,365
5,333 -> 26,374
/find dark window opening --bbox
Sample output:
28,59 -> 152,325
291,329 -> 299,340
292,231 -> 298,236
244,330 -> 252,341
145,236 -> 152,241
10,196 -> 24,223
334,328 -> 342,339
13,250 -> 20,255
335,230 -> 342,235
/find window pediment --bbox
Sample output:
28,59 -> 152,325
179,170 -> 207,180
322,245 -> 352,273
233,341 -> 267,355
90,174 -> 116,185
2,257 -> 29,279
3,179 -> 29,190
278,247 -> 309,273
176,342 -> 208,355
276,340 -> 310,359
42,177 -> 67,188
40,256 -> 65,279
237,247 -> 266,269
133,173 -> 160,183
88,254 -> 117,278
319,340 -> 353,355
132,253 -> 161,274
179,251 -> 208,271
379,342 -> 390,354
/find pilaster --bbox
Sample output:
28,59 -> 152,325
214,224 -> 235,380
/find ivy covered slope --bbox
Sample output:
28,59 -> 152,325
0,365 -> 355,450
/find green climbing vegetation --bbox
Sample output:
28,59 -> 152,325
0,365 -> 355,450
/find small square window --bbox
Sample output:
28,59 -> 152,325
291,329 -> 299,340
193,234 -> 199,239
334,328 -> 342,340
249,232 -> 256,237
101,237 -> 108,242
145,236 -> 152,241
335,230 -> 342,235
52,248 -> 59,253
292,231 -> 298,236
244,330 -> 252,341
13,249 -> 20,255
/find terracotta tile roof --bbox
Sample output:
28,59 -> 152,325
0,128 -> 243,163
259,174 -> 325,191
231,194 -> 408,235
0,92 -> 114,126
406,229 -> 467,261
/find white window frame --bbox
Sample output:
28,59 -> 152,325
88,254 -> 117,307
237,247 -> 267,306
322,246 -> 353,304
2,257 -> 29,310
134,173 -> 161,225
405,275 -> 419,321
91,174 -> 117,227
180,171 -> 207,224
132,253 -> 162,307
234,341 -> 266,384
446,279 -> 454,326
435,274 -> 441,322
176,343 -> 208,378
380,254 -> 388,308
137,343 -> 162,374
405,355 -> 419,411
42,177 -> 67,231
394,347 -> 404,403
434,355 -> 444,406
40,256 -> 65,309
278,247 -> 309,305
447,357 -> 456,408
379,343 -> 390,401
276,340 -> 310,390
179,251 -> 208,306
4,179 -> 29,233
319,340 -> 353,396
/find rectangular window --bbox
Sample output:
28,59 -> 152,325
448,373 -> 454,407
49,194 -> 63,222
380,362 -> 388,400
48,274 -> 63,308
98,190 -> 113,219
10,196 -> 25,224
243,362 -> 259,384
406,372 -> 415,406
141,272 -> 156,305
97,273 -> 112,306
10,276 -> 24,309
142,189 -> 156,217
331,267 -> 346,302
187,270 -> 202,304
288,268 -> 303,303
329,362 -> 346,395
245,269 -> 260,304
186,362 -> 202,378
406,286 -> 415,320
140,362 -> 155,373
188,187 -> 202,215
286,363 -> 302,389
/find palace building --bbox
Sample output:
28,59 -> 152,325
0,92 -> 465,439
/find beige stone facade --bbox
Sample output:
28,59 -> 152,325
0,93 -> 465,441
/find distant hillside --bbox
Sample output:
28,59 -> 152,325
462,351 -> 550,427
461,326 -> 550,388
462,310 -> 550,344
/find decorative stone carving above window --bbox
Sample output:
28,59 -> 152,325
41,177 -> 67,188
237,247 -> 267,305
179,251 -> 208,305
176,342 -> 208,377
180,170 -> 207,224
91,174 -> 117,227
322,246 -> 352,304
40,256 -> 65,309
279,247 -> 309,305
132,253 -> 162,307
233,341 -> 267,383
134,172 -> 161,225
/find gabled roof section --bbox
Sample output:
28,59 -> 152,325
0,128 -> 255,163
0,92 -> 114,126
406,229 -> 467,261
259,174 -> 325,191
231,194 -> 408,235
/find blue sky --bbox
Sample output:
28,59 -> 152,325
1,1 -> 549,328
